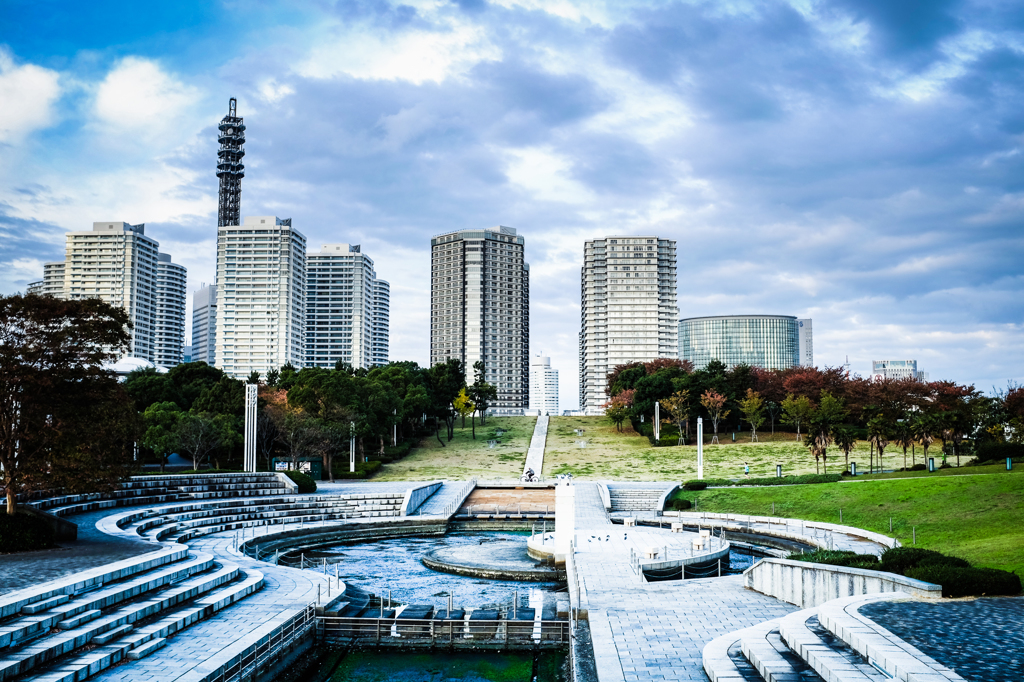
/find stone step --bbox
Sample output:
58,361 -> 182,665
778,609 -> 888,682
0,564 -> 239,682
125,637 -> 166,661
20,596 -> 69,616
0,553 -> 214,649
15,570 -> 264,682
741,619 -> 823,682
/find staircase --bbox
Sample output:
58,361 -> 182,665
607,487 -> 665,512
703,593 -> 966,682
0,549 -> 263,682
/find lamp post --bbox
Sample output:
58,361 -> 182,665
697,417 -> 704,480
350,421 -> 356,474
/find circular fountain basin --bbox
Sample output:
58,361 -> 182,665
422,539 -> 562,582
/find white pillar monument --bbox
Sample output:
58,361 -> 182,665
697,417 -> 704,480
243,383 -> 257,473
654,402 -> 660,442
554,474 -> 575,564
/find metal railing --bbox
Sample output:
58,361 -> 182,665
316,616 -> 570,646
440,478 -> 476,518
203,604 -> 316,682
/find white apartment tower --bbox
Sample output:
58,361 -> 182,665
529,354 -> 559,415
430,226 -> 529,415
580,236 -> 678,414
41,261 -> 66,298
305,244 -> 389,369
192,284 -> 217,365
153,253 -> 187,367
62,222 -> 164,361
215,216 -> 306,378
370,278 -> 390,366
798,319 -> 813,368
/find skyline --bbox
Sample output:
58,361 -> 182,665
2,0 -> 1023,408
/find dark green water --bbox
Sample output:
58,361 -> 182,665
320,650 -> 567,682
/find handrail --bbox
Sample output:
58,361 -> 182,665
202,603 -> 316,682
315,615 -> 569,645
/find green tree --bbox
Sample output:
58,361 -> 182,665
176,412 -> 232,470
469,361 -> 498,428
781,393 -> 813,441
805,391 -> 847,473
141,401 -> 182,472
605,401 -> 629,432
912,411 -> 937,467
659,390 -> 690,445
247,370 -> 261,385
867,415 -> 891,474
833,425 -> 857,473
700,389 -> 729,445
0,294 -> 136,515
893,415 -> 915,470
738,389 -> 765,442
265,368 -> 280,388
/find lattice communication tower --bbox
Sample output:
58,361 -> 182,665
217,98 -> 245,227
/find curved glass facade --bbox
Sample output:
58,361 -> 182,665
679,315 -> 799,370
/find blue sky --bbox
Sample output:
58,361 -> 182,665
2,0 -> 1023,406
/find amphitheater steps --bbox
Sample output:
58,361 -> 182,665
607,488 -> 665,512
0,552 -> 264,682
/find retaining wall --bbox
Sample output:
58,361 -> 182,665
241,517 -> 448,559
400,480 -> 443,516
744,558 -> 941,608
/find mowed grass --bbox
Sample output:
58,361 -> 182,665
672,471 -> 1024,574
543,416 -> 850,480
372,417 -> 536,481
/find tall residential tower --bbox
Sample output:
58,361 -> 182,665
430,226 -> 529,415
191,284 -> 217,365
154,253 -> 187,366
215,216 -> 306,378
579,236 -> 677,414
305,244 -> 389,369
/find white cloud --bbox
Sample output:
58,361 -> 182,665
0,50 -> 61,143
505,147 -> 597,204
93,57 -> 199,137
296,19 -> 500,83
258,78 -> 295,104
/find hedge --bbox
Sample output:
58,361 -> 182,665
787,546 -> 1020,597
283,470 -> 317,493
0,512 -> 55,553
665,498 -> 692,511
682,481 -> 707,491
906,565 -> 1022,598
698,474 -> 841,488
974,441 -> 1024,463
331,460 -> 382,480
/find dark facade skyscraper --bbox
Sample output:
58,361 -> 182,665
216,98 -> 245,228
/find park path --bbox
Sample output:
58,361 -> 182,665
523,414 -> 549,479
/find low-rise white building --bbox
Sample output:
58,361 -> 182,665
528,354 -> 559,416
871,360 -> 928,382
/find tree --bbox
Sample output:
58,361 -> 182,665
176,412 -> 229,470
469,361 -> 497,428
805,392 -> 846,473
912,411 -> 937,467
659,390 -> 690,445
255,408 -> 279,471
274,410 -> 319,469
893,416 -> 915,470
738,389 -> 765,442
866,415 -> 891,474
833,425 -> 857,473
0,294 -> 136,515
605,401 -> 629,432
765,400 -> 781,436
453,388 -> 476,435
781,393 -> 813,441
247,370 -> 261,385
700,389 -> 729,445
141,401 -> 182,472
265,368 -> 280,388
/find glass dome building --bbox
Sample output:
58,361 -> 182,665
679,315 -> 807,370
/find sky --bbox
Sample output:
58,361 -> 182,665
2,0 -> 1023,407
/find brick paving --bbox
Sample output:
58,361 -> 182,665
860,597 -> 1024,682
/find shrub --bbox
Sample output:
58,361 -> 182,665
840,470 -> 851,476
0,512 -> 56,553
332,460 -> 382,480
283,470 -> 317,493
974,441 -> 1024,463
906,564 -> 1021,598
682,481 -> 708,491
666,498 -> 692,511
787,549 -> 880,568
878,547 -> 970,574
938,462 -> 952,469
908,463 -> 927,471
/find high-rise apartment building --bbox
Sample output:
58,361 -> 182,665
305,244 -> 389,369
798,319 -> 813,368
154,253 -> 187,367
430,226 -> 529,415
25,280 -> 43,295
42,261 -> 66,298
529,354 -> 559,415
63,222 -> 163,361
579,236 -> 677,414
215,216 -> 306,378
370,278 -> 390,366
192,284 -> 217,366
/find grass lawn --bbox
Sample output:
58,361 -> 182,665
543,416 -> 861,480
671,469 -> 1024,573
372,416 -> 536,481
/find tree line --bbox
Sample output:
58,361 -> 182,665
604,358 -> 1024,473
1,294 -> 498,514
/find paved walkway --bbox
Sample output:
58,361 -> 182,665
415,480 -> 476,516
523,415 -> 549,478
861,597 -> 1024,682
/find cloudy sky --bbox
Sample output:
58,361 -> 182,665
2,0 -> 1023,405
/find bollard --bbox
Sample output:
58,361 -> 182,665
772,502 -> 775,515
717,559 -> 721,577
776,464 -> 782,478
890,517 -> 893,532
851,462 -> 857,476
913,527 -> 916,545
1008,457 -> 1013,471
317,584 -> 321,604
